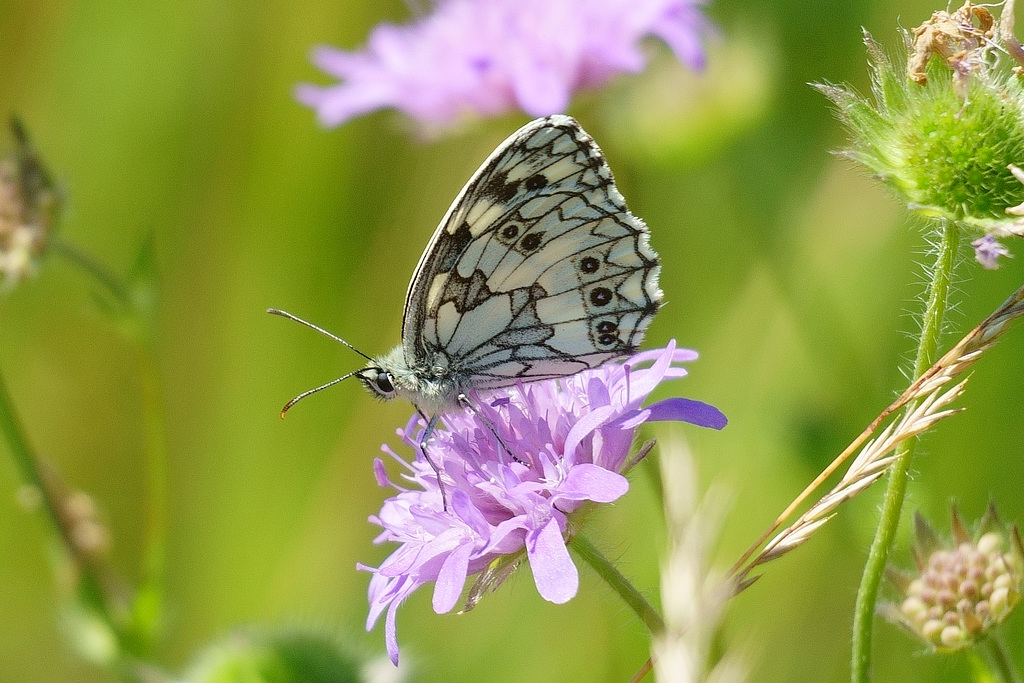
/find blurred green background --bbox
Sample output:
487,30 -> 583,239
2,0 -> 1023,681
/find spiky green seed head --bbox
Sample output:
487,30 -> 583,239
819,2 -> 1024,266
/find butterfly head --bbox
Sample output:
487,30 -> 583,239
355,345 -> 409,402
357,345 -> 462,414
356,365 -> 398,400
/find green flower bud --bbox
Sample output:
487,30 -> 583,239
818,1 -> 1024,268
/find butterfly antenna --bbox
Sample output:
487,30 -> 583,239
279,369 -> 362,418
267,308 -> 374,362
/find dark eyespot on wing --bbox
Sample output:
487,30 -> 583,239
589,287 -> 613,306
519,232 -> 543,252
500,223 -> 522,241
525,173 -> 548,191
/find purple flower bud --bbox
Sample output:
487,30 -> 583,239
971,234 -> 1012,269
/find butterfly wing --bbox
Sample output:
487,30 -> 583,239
402,115 -> 662,390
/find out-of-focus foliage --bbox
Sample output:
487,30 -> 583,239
0,1 -> 1022,681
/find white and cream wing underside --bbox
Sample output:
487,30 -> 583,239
401,115 -> 662,389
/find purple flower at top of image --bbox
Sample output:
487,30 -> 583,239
297,0 -> 710,129
971,234 -> 1012,270
359,341 -> 726,665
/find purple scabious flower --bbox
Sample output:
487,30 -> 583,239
359,341 -> 726,664
297,0 -> 709,129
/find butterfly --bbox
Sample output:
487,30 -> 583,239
271,115 -> 662,506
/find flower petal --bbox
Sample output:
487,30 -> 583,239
562,404 -> 616,462
385,598 -> 401,665
365,572 -> 391,629
557,463 -> 629,503
510,58 -> 571,116
526,517 -> 578,604
379,526 -> 463,576
587,375 -> 612,408
625,339 -> 678,400
615,408 -> 651,430
450,487 -> 492,538
645,397 -> 728,429
373,458 -> 390,487
653,6 -> 709,70
433,541 -> 474,613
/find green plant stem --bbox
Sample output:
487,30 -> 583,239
981,634 -> 1023,683
0,364 -> 115,627
50,236 -> 168,650
129,335 -> 167,649
0,366 -> 61,532
49,235 -> 133,310
851,220 -> 960,682
1,240 -> 134,636
569,533 -> 665,635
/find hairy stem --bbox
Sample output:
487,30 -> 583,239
851,220 -> 959,682
570,533 -> 665,635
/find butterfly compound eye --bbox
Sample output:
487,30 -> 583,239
375,372 -> 396,395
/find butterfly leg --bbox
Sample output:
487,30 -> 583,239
418,410 -> 450,512
456,394 -> 526,465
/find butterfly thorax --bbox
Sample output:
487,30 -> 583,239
358,344 -> 466,414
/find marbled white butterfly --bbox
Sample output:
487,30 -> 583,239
271,115 -> 662,503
